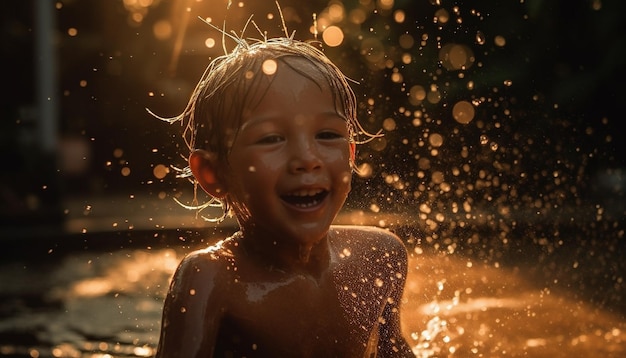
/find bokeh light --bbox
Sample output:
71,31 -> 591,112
322,25 -> 344,47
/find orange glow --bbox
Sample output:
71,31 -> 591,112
327,3 -> 345,22
378,0 -> 394,10
439,43 -> 475,71
153,164 -> 169,179
394,10 -> 406,23
427,89 -> 442,104
323,26 -> 344,47
409,85 -> 426,106
382,118 -> 397,131
153,20 -> 172,40
434,8 -> 450,24
349,8 -> 367,24
494,35 -> 507,47
452,100 -> 475,124
399,34 -> 414,49
429,133 -> 444,147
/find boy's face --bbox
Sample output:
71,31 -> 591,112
225,58 -> 354,246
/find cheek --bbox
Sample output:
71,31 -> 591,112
254,155 -> 285,173
229,157 -> 278,196
323,146 -> 353,169
233,146 -> 285,174
229,147 -> 269,176
323,148 -> 353,188
339,169 -> 353,198
341,171 -> 352,186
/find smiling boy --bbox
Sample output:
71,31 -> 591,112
154,37 -> 415,357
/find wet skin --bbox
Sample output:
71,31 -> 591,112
156,227 -> 413,357
224,58 -> 356,260
156,60 -> 414,357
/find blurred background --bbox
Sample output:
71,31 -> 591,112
1,0 -> 624,357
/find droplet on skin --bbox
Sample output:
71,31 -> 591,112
262,59 -> 277,75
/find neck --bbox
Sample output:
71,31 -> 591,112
237,226 -> 332,276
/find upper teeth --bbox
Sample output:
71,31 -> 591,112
289,189 -> 323,197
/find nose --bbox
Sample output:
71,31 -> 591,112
288,138 -> 322,173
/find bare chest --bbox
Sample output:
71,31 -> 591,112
217,272 -> 372,356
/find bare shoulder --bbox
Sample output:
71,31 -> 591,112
329,225 -> 408,264
168,237 -> 239,295
330,225 -> 406,250
156,237 -> 240,357
180,237 -> 238,267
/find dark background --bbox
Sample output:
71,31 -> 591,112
2,0 -> 624,214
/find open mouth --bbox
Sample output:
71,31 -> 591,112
280,189 -> 329,209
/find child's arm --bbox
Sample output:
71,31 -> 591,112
377,234 -> 416,357
155,251 -> 224,358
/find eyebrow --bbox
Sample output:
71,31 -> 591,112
239,111 -> 348,131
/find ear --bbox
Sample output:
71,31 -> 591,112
188,149 -> 226,198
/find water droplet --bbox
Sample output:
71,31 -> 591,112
476,31 -> 486,45
262,59 -> 277,75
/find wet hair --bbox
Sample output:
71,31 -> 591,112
151,37 -> 380,221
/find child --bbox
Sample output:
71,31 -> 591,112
154,36 -> 415,357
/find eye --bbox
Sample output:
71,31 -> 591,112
317,131 -> 345,140
256,134 -> 284,144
